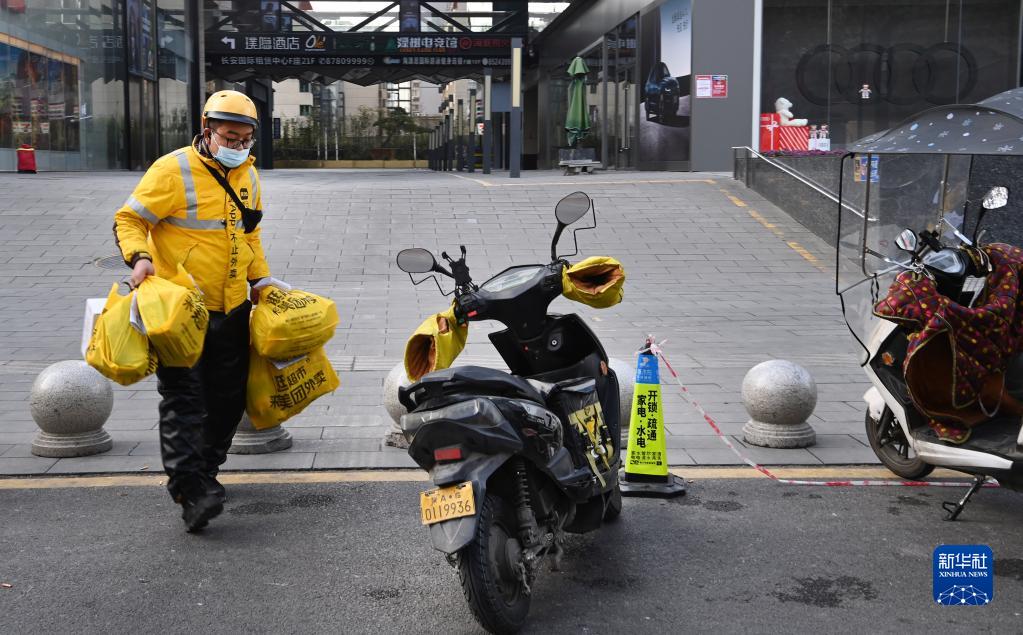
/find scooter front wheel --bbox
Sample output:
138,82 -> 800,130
457,494 -> 531,634
865,407 -> 934,480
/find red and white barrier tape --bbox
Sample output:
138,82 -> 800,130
643,339 -> 998,489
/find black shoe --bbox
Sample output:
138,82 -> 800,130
206,473 -> 227,504
180,493 -> 224,533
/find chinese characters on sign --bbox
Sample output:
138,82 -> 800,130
626,353 -> 668,475
209,32 -> 513,68
695,74 -> 727,98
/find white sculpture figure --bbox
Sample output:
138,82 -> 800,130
774,97 -> 808,127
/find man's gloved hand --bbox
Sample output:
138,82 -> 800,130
250,277 -> 292,305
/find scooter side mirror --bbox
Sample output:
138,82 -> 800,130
397,248 -> 439,274
895,229 -> 918,253
554,192 -> 591,226
551,192 -> 592,261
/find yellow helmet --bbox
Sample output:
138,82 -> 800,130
202,90 -> 258,129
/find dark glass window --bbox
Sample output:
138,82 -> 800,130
761,0 -> 1021,150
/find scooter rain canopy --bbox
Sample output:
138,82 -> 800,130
849,87 -> 1023,156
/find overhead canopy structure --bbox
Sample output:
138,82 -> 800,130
848,87 -> 1023,156
204,0 -> 535,86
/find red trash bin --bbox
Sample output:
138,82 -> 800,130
16,144 -> 36,174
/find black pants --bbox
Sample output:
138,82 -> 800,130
156,301 -> 250,500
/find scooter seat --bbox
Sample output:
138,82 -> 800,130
399,365 -> 545,411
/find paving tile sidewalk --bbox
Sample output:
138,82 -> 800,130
0,168 -> 875,476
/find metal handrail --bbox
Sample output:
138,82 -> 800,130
731,146 -> 870,220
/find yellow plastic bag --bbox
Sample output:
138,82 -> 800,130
136,264 -> 209,368
85,283 -> 159,385
404,305 -> 468,381
561,256 -> 626,308
250,288 -> 340,360
246,347 -> 340,429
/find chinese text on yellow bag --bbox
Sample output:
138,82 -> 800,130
250,288 -> 340,360
246,347 -> 340,429
135,265 -> 209,368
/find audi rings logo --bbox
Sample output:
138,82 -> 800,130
795,42 -> 978,106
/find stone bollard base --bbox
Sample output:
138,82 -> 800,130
742,418 -> 816,448
229,414 -> 293,454
32,429 -> 112,458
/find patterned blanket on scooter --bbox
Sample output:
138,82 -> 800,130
873,243 -> 1023,442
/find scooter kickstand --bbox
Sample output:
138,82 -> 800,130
941,476 -> 987,521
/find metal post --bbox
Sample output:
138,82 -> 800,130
429,128 -> 434,170
456,98 -> 464,171
445,111 -> 453,171
483,68 -> 492,174
468,88 -> 477,173
509,37 -> 523,178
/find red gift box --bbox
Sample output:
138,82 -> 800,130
759,113 -> 779,151
778,125 -> 810,151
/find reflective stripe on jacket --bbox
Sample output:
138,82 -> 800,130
114,145 -> 271,313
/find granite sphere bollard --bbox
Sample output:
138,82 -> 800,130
383,362 -> 413,448
741,360 -> 817,448
228,413 -> 293,454
30,360 -> 114,457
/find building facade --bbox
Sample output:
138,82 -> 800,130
0,0 -> 201,172
531,0 -> 1023,171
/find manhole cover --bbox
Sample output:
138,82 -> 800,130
94,255 -> 126,270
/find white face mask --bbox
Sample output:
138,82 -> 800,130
214,145 -> 249,168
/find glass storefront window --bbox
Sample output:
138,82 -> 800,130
0,1 -> 126,170
606,16 -> 637,168
0,0 -> 195,170
544,63 -> 569,165
0,43 -> 9,150
581,43 -> 604,159
761,0 -> 1021,152
158,0 -> 193,152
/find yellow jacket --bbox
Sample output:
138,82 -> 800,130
113,143 -> 271,313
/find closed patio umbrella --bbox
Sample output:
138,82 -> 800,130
565,56 -> 591,147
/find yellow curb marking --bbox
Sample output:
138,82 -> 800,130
748,209 -> 785,237
747,209 -> 828,272
720,190 -> 748,207
0,467 -> 974,490
671,466 -> 968,480
0,470 -> 429,490
786,240 -> 828,272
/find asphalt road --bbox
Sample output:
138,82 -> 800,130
2,476 -> 1022,633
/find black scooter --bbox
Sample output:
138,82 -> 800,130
395,192 -> 622,634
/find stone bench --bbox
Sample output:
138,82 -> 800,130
559,159 -> 603,175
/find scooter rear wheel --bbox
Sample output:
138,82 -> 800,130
457,494 -> 530,634
602,481 -> 623,521
865,407 -> 934,480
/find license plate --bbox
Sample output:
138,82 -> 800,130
419,481 -> 476,526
